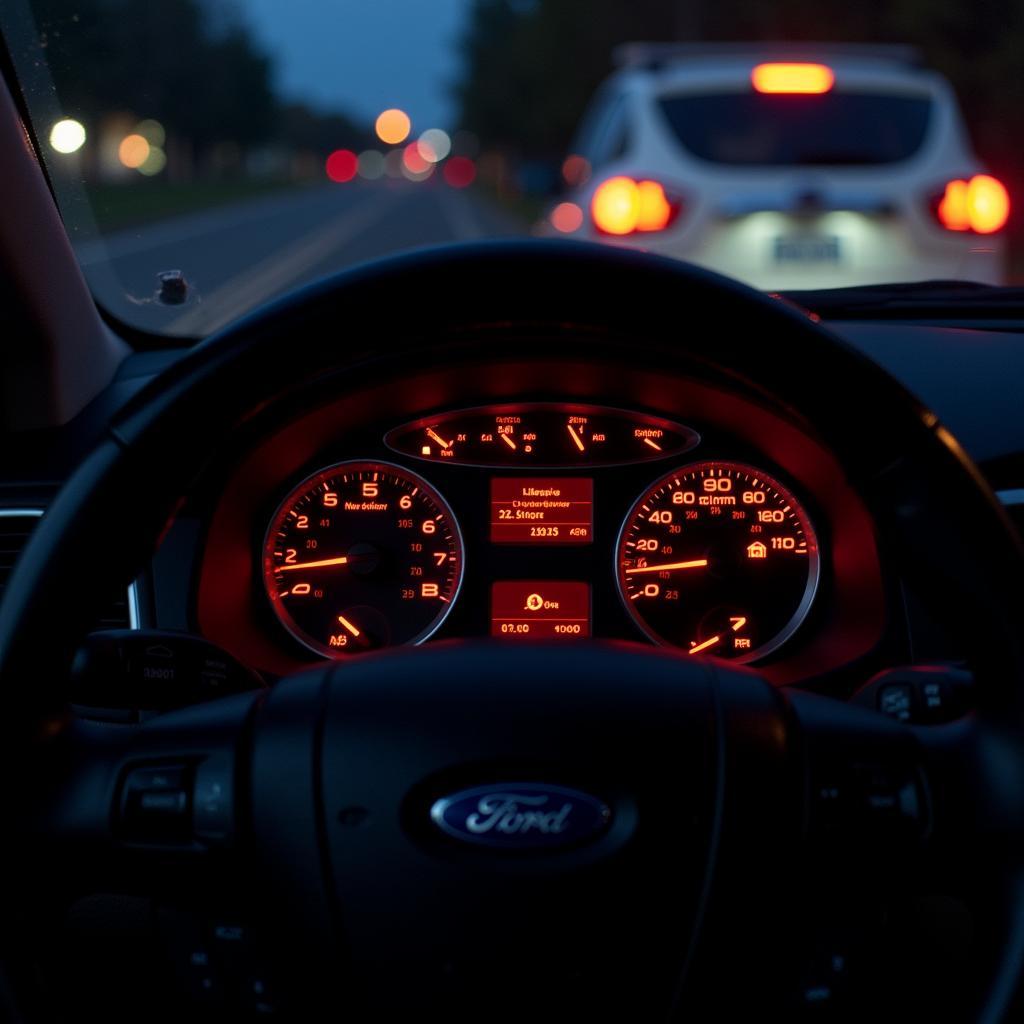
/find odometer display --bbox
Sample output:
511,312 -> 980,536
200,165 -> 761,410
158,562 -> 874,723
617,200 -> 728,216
617,461 -> 819,661
264,461 -> 462,657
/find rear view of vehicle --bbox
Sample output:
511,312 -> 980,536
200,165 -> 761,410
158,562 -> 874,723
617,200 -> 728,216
550,44 -> 1010,288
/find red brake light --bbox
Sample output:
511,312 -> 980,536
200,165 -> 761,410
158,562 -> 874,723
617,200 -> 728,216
933,175 -> 1010,234
751,63 -> 834,95
591,177 -> 681,236
325,149 -> 358,183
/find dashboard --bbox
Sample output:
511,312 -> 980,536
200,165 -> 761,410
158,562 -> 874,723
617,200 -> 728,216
190,358 -> 887,688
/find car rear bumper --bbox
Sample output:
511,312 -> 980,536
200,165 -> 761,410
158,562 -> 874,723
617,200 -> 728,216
590,211 -> 1007,288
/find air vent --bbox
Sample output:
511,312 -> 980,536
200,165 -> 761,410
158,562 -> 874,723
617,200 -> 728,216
0,510 -> 138,630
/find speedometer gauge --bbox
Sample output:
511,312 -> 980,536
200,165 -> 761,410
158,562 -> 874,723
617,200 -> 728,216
616,462 -> 819,662
263,461 -> 463,657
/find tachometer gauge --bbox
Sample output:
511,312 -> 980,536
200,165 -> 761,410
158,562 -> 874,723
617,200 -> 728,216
616,461 -> 819,662
263,461 -> 463,657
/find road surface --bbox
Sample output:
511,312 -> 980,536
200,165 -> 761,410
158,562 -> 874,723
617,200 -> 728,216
74,180 -> 531,337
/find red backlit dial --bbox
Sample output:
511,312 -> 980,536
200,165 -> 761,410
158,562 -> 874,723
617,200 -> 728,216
616,462 -> 820,662
263,461 -> 463,657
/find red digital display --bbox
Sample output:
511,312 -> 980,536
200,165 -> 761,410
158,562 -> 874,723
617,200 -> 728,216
490,478 -> 593,543
491,581 -> 591,640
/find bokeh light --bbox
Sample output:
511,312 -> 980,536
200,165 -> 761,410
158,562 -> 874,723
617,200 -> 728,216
118,133 -> 151,169
375,108 -> 411,146
591,176 -> 639,234
49,118 -> 86,154
417,128 -> 451,164
325,149 -> 358,183
561,154 -> 591,187
635,180 -> 673,231
967,175 -> 1010,233
402,141 -> 431,175
443,156 -> 476,188
938,175 -> 1011,233
550,202 -> 584,233
358,149 -> 385,180
138,146 -> 167,176
402,163 -> 434,183
135,119 -> 166,147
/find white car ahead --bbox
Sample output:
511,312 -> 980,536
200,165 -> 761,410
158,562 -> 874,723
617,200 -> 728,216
547,44 -> 1010,288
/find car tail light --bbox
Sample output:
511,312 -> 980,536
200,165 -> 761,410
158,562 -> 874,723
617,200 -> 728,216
751,62 -> 834,95
591,176 -> 682,236
931,175 -> 1010,234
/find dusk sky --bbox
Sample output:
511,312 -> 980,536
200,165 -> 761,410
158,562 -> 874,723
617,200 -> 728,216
242,0 -> 470,132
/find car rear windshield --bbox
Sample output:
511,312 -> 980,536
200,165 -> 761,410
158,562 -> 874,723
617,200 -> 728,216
657,92 -> 933,166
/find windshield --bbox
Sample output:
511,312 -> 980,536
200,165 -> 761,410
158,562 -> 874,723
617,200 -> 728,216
0,1 -> 1016,339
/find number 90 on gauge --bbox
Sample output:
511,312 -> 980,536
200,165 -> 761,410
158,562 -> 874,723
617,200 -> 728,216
616,461 -> 820,662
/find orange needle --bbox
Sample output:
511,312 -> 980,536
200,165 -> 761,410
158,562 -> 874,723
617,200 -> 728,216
567,424 -> 585,452
337,614 -> 361,637
500,433 -> 517,450
626,559 -> 708,574
279,555 -> 349,572
642,437 -> 662,451
426,428 -> 450,449
689,635 -> 721,655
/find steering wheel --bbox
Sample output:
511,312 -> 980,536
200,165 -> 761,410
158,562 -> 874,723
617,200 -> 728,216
2,241 -> 1023,1021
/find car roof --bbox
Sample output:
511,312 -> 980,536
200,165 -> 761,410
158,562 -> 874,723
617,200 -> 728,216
610,42 -> 946,96
614,41 -> 923,70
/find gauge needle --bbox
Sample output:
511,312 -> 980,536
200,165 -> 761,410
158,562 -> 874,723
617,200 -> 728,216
500,433 -> 517,450
279,555 -> 349,571
567,424 -> 585,452
337,614 -> 361,637
689,635 -> 721,655
626,559 -> 708,574
425,428 -> 450,450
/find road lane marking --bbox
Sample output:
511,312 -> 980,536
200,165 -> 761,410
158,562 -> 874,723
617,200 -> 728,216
169,189 -> 406,334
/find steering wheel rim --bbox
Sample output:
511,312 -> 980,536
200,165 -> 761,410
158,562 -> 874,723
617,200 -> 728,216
2,240 -> 1023,1019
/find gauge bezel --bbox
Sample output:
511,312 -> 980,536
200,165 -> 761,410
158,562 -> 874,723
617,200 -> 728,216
383,402 -> 701,468
614,460 -> 821,663
262,458 -> 465,659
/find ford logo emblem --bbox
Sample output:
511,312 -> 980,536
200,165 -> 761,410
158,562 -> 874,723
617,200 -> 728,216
429,783 -> 611,849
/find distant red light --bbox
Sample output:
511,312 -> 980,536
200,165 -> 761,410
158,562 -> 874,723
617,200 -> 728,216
403,141 -> 431,175
562,154 -> 591,187
325,149 -> 358,183
444,156 -> 476,188
550,202 -> 584,233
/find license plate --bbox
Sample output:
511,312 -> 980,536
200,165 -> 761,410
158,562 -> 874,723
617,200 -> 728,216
772,235 -> 842,263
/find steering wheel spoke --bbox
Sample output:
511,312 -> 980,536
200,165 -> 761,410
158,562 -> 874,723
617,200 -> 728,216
31,693 -> 257,898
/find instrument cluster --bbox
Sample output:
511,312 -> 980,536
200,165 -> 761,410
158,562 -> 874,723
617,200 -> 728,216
260,404 -> 822,666
193,360 -> 886,689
